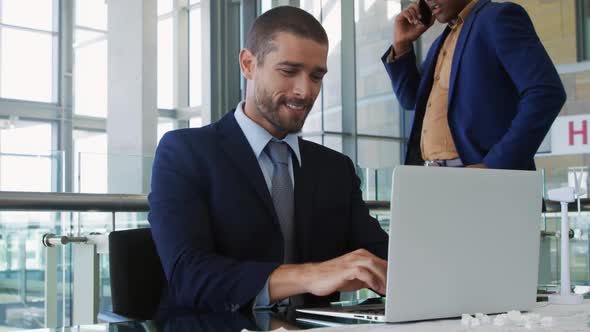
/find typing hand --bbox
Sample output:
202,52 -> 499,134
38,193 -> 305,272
268,249 -> 387,302
302,249 -> 387,296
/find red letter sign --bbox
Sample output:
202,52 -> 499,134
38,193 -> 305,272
569,120 -> 588,146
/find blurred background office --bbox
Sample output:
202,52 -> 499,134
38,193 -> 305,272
0,0 -> 588,330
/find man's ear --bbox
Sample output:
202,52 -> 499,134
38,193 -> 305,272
239,48 -> 256,80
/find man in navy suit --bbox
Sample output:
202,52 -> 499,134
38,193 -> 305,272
382,0 -> 566,170
149,6 -> 388,314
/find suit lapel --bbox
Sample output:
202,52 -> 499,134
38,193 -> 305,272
448,0 -> 489,112
216,112 -> 278,224
293,139 -> 316,263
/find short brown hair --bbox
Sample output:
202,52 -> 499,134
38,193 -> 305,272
245,6 -> 328,64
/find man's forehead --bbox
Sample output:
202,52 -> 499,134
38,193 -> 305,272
265,33 -> 327,61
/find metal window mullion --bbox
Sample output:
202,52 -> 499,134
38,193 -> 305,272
173,0 -> 189,112
74,25 -> 107,34
158,11 -> 174,21
52,0 -> 60,104
72,35 -> 107,49
59,0 -> 74,194
0,23 -> 57,35
241,0 -> 257,99
341,0 -> 358,164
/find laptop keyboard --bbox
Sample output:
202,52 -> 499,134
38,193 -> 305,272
352,308 -> 385,315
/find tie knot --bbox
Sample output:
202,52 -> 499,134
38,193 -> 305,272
266,141 -> 290,165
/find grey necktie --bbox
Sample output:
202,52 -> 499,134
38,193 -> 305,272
266,141 -> 295,263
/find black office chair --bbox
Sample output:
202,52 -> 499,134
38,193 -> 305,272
103,228 -> 166,322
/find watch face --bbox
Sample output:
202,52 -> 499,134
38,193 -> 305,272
418,0 -> 432,25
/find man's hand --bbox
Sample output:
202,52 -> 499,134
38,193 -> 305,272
268,249 -> 387,302
393,2 -> 434,56
466,163 -> 488,169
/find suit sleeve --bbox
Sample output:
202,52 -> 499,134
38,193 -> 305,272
482,3 -> 566,169
345,157 -> 389,259
148,131 -> 280,312
381,46 -> 422,110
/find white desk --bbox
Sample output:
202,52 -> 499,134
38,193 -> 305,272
293,300 -> 590,331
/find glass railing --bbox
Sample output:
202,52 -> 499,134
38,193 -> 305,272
0,192 -> 148,330
0,151 -> 64,192
76,152 -> 154,194
0,166 -> 589,329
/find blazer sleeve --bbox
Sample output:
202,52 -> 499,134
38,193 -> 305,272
148,131 -> 280,312
482,3 -> 566,169
381,46 -> 422,110
345,156 -> 389,259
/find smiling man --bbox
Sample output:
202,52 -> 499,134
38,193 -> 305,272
383,0 -> 565,170
148,6 -> 388,314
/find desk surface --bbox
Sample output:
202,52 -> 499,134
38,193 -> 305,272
20,300 -> 590,332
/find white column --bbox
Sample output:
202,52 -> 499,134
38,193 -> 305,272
107,0 -> 158,194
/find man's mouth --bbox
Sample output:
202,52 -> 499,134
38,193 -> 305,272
284,102 -> 307,113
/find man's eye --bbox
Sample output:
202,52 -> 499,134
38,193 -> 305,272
281,69 -> 296,75
311,74 -> 325,82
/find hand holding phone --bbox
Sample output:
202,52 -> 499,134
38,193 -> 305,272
418,0 -> 433,26
393,1 -> 434,56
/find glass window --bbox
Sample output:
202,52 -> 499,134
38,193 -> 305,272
73,130 -> 107,193
323,135 -> 343,153
75,40 -> 108,117
189,7 -> 203,107
0,28 -> 54,102
299,0 -> 343,134
157,118 -> 175,143
1,0 -> 54,31
357,138 -> 400,201
0,121 -> 52,192
189,116 -> 202,128
158,17 -> 174,109
76,0 -> 107,30
355,0 -> 401,137
158,0 -> 173,16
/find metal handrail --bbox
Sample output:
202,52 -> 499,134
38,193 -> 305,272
0,191 -> 148,211
0,191 -> 576,215
0,191 -> 390,212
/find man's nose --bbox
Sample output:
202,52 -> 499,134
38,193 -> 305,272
292,76 -> 312,99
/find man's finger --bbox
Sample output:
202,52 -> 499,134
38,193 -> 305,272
352,266 -> 385,294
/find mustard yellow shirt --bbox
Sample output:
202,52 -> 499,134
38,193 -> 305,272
420,0 -> 478,161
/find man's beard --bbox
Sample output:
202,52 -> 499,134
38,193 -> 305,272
253,84 -> 311,135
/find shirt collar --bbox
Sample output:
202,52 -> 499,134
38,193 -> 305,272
234,101 -> 302,166
448,0 -> 478,30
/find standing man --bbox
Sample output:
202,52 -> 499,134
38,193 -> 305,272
149,6 -> 388,314
383,0 -> 566,169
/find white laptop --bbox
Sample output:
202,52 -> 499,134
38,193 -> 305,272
297,166 -> 542,323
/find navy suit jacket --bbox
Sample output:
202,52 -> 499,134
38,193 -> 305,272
148,111 -> 388,313
382,0 -> 566,170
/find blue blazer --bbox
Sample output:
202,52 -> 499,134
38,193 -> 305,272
382,0 -> 566,170
148,111 -> 388,313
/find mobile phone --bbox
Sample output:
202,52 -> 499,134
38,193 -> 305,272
418,0 -> 432,25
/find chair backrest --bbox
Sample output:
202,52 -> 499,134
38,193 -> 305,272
109,228 -> 166,320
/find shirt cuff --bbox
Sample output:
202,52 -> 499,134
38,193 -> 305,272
387,45 -> 411,63
253,277 -> 273,309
